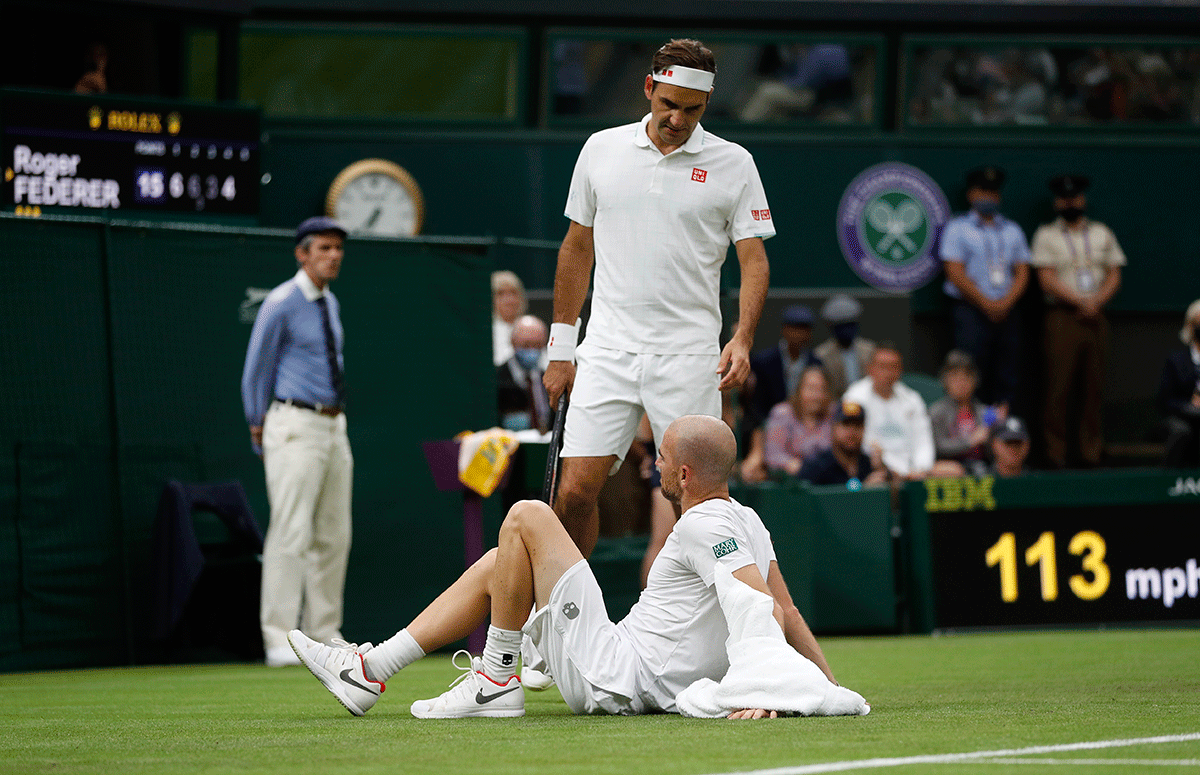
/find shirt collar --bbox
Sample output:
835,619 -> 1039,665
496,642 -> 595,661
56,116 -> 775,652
294,268 -> 327,302
968,210 -> 1006,228
633,113 -> 706,154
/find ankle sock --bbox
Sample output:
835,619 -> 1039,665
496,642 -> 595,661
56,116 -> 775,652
363,628 -> 424,683
481,625 -> 522,683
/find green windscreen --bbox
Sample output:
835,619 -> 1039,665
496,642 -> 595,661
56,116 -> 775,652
239,24 -> 524,121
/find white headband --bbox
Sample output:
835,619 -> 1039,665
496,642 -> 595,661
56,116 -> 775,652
652,65 -> 714,92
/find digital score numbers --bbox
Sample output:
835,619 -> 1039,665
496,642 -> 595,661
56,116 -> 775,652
2,88 -> 259,218
921,475 -> 1200,627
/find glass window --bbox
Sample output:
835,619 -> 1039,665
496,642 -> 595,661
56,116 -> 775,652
546,34 -> 880,128
239,24 -> 525,122
906,41 -> 1200,128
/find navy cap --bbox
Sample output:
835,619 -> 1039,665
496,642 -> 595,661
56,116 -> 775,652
966,166 -> 1006,191
296,216 -> 347,245
782,304 -> 815,327
821,294 -> 863,324
1049,174 -> 1090,197
832,400 -> 866,424
991,416 -> 1030,442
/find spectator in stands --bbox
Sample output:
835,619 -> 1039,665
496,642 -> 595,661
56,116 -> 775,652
843,342 -> 964,480
814,294 -> 876,399
928,350 -> 1000,477
739,43 -> 853,122
798,400 -> 887,488
763,364 -> 834,477
939,165 -> 1031,408
74,42 -> 108,94
748,304 -> 821,438
497,315 -> 553,433
989,416 -> 1032,477
1031,174 -> 1125,469
492,271 -> 528,367
1158,299 -> 1200,467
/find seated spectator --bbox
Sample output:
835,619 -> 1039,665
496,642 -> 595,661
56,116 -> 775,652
928,350 -> 1003,477
764,364 -> 834,477
989,416 -> 1032,477
1158,298 -> 1200,467
496,316 -> 553,433
799,400 -> 887,489
492,271 -> 528,367
814,294 -> 876,399
843,342 -> 965,480
748,304 -> 822,434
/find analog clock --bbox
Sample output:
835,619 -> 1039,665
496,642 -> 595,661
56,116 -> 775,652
325,158 -> 425,237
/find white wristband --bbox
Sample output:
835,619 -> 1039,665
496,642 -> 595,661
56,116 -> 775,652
547,322 -> 578,363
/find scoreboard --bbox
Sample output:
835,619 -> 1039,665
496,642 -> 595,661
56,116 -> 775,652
2,89 -> 259,219
905,471 -> 1200,631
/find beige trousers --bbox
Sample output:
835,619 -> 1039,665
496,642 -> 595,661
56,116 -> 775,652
260,401 -> 353,652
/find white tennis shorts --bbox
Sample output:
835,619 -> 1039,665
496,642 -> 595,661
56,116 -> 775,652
523,560 -> 646,715
560,343 -> 721,460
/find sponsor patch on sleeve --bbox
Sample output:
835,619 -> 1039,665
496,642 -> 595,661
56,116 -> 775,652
712,538 -> 739,559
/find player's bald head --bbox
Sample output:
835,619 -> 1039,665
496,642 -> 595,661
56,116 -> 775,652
664,415 -> 736,486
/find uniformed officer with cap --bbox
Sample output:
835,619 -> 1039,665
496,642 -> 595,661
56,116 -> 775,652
242,215 -> 355,666
938,165 -> 1032,408
1031,173 -> 1126,468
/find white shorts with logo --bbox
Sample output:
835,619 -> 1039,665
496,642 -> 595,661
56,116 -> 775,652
560,343 -> 721,460
523,560 -> 647,716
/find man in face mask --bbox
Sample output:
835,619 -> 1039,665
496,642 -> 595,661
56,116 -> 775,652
1031,174 -> 1126,468
813,294 -> 876,400
938,165 -> 1032,411
497,315 -> 554,433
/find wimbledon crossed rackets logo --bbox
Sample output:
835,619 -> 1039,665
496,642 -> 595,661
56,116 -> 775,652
836,162 -> 949,292
864,194 -> 928,263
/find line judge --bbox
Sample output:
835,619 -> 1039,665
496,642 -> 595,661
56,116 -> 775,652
241,216 -> 353,667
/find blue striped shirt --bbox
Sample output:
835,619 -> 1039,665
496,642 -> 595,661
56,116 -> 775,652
241,269 -> 344,428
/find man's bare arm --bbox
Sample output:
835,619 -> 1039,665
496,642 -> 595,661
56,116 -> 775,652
718,237 -> 770,391
544,220 -> 595,405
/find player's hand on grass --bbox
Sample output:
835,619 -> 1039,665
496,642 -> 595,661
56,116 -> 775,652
727,709 -> 779,719
544,360 -> 576,405
717,339 -> 751,391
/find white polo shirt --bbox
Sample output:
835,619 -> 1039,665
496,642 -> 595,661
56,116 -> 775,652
565,114 -> 775,355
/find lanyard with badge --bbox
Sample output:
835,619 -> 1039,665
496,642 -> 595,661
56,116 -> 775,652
983,226 -> 1006,289
1061,223 -> 1098,295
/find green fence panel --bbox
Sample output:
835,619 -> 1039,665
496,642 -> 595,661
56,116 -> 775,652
808,485 -> 896,632
0,449 -> 17,659
12,442 -> 125,670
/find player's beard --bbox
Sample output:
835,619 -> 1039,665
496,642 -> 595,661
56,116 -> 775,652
660,469 -> 682,504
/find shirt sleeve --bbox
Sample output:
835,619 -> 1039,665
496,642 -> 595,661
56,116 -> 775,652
675,508 -> 757,586
563,137 -> 597,228
938,219 -> 965,263
1009,223 -> 1032,264
241,295 -> 285,430
1101,224 -> 1128,267
1029,225 -> 1057,268
728,154 -> 776,243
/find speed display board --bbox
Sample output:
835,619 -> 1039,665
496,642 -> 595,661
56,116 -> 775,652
2,89 -> 259,218
906,471 -> 1200,630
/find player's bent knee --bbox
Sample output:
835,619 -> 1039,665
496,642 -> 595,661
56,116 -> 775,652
501,499 -> 558,535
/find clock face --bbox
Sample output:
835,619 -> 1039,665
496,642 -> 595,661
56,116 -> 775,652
326,159 -> 425,237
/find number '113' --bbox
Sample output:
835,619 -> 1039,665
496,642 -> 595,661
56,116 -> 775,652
985,531 -> 1110,602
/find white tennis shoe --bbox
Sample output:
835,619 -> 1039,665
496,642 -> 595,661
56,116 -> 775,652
288,630 -> 384,717
410,650 -> 524,719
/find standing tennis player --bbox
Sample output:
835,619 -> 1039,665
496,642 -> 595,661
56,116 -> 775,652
545,38 -> 774,557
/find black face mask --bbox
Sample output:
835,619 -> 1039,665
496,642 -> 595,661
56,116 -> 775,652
1057,206 -> 1085,223
1193,323 -> 1200,343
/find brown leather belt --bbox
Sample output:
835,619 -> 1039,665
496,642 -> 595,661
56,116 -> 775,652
275,398 -> 343,417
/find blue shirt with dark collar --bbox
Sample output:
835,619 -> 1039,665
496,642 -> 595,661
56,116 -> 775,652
241,268 -> 344,429
939,211 -> 1031,301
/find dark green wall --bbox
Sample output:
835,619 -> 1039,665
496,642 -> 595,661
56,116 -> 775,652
0,215 -> 496,670
261,126 -> 1200,312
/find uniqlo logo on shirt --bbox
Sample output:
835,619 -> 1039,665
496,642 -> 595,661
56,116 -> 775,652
691,168 -> 707,183
752,209 -> 771,221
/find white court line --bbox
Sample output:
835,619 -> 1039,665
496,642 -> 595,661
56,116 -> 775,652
979,758 -> 1200,766
704,732 -> 1200,775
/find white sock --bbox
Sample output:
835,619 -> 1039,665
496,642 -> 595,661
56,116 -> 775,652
481,625 -> 522,683
363,628 -> 424,683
